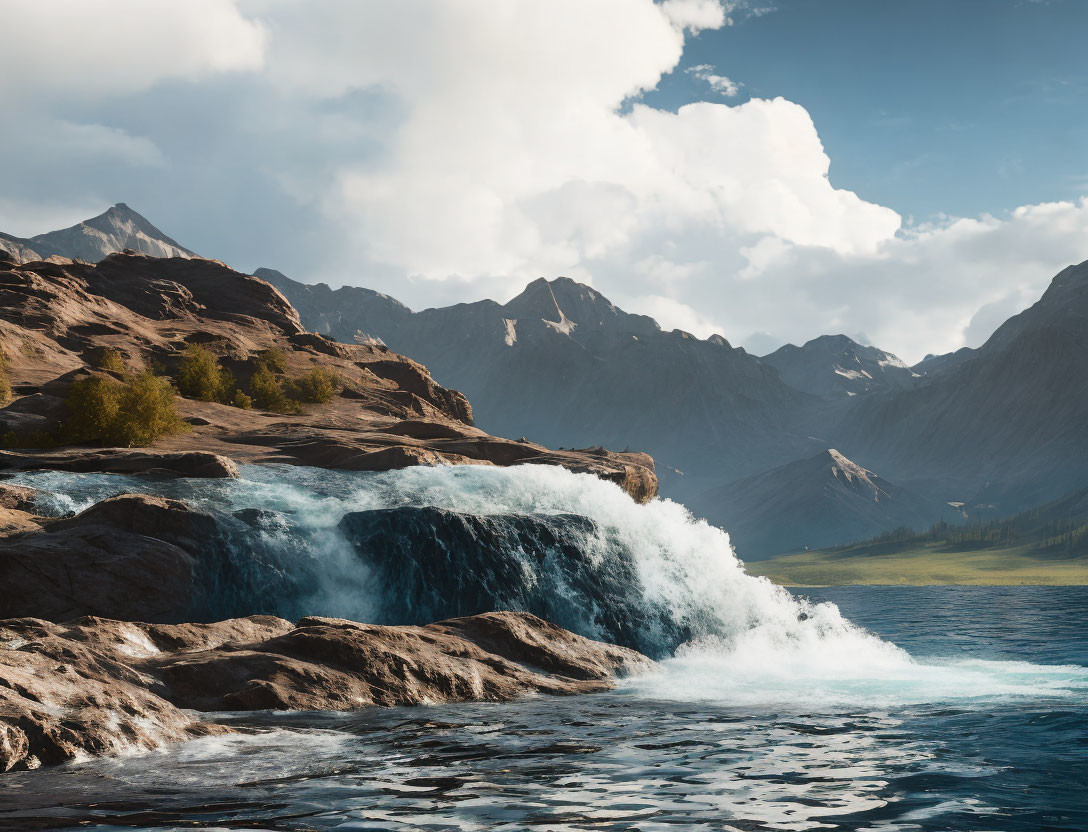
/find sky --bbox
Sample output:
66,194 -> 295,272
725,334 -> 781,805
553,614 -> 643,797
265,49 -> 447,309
1,0 -> 1086,363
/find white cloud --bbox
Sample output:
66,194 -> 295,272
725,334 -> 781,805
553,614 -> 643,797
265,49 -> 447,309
687,64 -> 742,97
2,0 -> 1086,366
688,198 -> 1088,361
634,295 -> 724,338
0,0 -> 265,103
660,0 -> 729,31
243,1 -> 898,289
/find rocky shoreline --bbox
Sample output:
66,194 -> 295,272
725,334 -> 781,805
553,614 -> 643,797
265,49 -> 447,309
0,610 -> 651,772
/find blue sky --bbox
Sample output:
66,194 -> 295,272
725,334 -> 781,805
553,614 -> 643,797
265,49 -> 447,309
1,0 -> 1086,362
655,0 -> 1088,221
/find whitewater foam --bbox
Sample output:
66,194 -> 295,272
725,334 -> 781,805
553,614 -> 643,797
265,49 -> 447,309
12,463 -> 1088,708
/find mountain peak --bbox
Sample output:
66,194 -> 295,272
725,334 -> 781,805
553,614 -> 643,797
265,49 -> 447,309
502,276 -> 661,338
0,203 -> 197,264
825,448 -> 874,485
504,277 -> 566,322
974,258 -> 1088,355
762,333 -> 915,398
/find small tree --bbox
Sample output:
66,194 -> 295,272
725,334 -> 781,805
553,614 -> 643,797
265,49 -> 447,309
257,347 -> 288,375
249,364 -> 295,413
63,376 -> 122,443
176,345 -> 236,403
98,348 -> 126,374
62,372 -> 186,447
110,371 -> 186,446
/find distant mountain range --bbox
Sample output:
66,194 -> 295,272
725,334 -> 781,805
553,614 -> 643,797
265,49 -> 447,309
256,268 -> 819,496
748,483 -> 1088,585
834,259 -> 1088,515
7,205 -> 1087,558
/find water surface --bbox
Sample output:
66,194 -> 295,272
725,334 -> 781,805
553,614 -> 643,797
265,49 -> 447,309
3,586 -> 1086,831
2,468 -> 1086,830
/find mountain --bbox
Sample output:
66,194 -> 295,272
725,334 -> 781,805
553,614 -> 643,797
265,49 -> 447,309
834,259 -> 1088,514
762,334 -> 918,398
689,449 -> 948,560
911,346 -> 976,377
0,204 -> 194,263
262,270 -> 823,496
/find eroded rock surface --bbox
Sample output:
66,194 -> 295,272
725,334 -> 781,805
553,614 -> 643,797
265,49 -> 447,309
0,612 -> 652,771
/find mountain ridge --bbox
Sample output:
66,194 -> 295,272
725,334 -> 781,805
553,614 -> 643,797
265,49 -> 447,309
261,267 -> 820,497
763,334 -> 917,398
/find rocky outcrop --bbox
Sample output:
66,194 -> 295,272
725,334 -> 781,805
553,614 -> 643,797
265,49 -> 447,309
0,494 -> 220,623
0,612 -> 652,771
0,449 -> 238,478
0,252 -> 656,502
338,506 -> 684,656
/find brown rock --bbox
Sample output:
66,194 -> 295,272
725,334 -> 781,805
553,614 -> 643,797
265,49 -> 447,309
0,612 -> 652,771
0,494 -> 217,622
0,449 -> 238,479
0,483 -> 38,513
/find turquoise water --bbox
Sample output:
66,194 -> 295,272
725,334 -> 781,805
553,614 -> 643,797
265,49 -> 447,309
1,467 -> 1086,830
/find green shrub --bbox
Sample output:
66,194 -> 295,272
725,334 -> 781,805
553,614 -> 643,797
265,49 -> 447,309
176,345 -> 236,403
0,429 -> 57,450
98,348 -> 126,374
257,347 -> 288,375
0,350 -> 10,406
62,372 -> 186,447
244,349 -> 338,413
110,372 -> 187,446
249,364 -> 296,413
283,367 -> 338,404
232,390 -> 253,410
63,376 -> 121,443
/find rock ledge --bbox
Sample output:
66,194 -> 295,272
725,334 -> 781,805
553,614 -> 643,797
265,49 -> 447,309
0,611 -> 652,772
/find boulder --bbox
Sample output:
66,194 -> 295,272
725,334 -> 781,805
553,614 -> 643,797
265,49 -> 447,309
0,495 -> 218,622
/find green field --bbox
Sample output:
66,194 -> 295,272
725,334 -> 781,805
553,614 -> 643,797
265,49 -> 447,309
746,540 -> 1088,586
746,484 -> 1088,586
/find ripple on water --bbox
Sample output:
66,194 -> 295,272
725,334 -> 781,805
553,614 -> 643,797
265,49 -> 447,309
2,689 -> 1086,832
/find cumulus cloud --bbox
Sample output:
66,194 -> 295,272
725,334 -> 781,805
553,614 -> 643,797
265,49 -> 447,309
0,0 -> 1085,364
660,0 -> 729,31
0,0 -> 265,103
